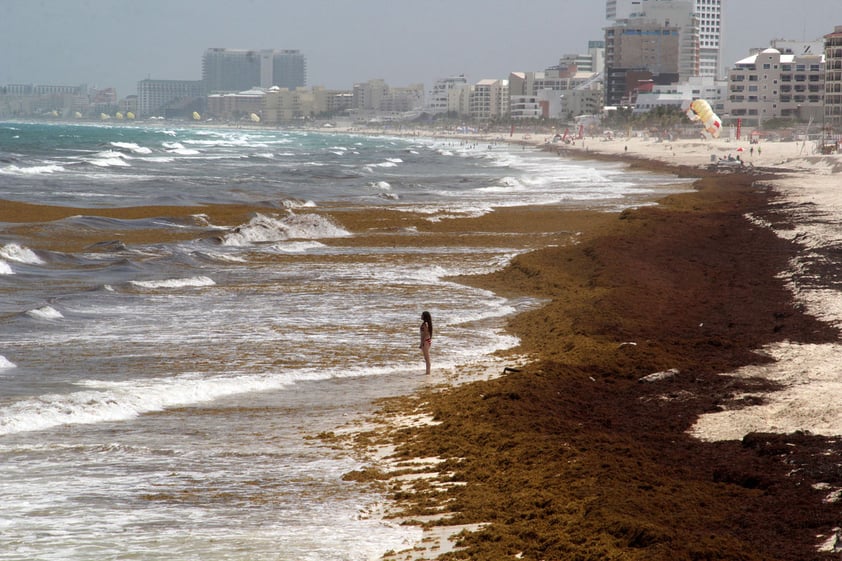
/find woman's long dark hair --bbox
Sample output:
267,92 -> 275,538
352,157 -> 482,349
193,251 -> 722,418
421,311 -> 433,337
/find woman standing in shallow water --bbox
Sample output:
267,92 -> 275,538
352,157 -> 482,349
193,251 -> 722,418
419,311 -> 432,375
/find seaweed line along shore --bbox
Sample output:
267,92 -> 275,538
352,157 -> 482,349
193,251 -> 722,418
2,120 -> 842,560
328,128 -> 842,561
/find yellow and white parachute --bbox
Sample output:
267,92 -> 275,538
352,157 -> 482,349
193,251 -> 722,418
685,99 -> 722,138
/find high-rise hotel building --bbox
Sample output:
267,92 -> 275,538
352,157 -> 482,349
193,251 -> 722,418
606,0 -> 722,78
826,26 -> 842,131
202,49 -> 307,93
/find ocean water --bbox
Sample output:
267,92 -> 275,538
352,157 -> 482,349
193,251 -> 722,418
0,122 -> 686,560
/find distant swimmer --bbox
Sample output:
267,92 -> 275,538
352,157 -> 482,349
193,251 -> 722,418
419,311 -> 432,375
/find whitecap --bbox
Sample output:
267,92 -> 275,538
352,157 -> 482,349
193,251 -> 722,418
368,181 -> 391,190
129,276 -> 216,289
162,142 -> 200,155
220,213 -> 350,246
88,150 -> 130,168
25,305 -> 64,320
0,164 -> 65,176
110,141 -> 152,155
0,243 -> 44,264
0,260 -> 13,275
0,355 -> 16,370
281,199 -> 317,209
386,157 -> 403,164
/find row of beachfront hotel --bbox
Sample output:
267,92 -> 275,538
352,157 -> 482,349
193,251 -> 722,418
1,0 -> 841,132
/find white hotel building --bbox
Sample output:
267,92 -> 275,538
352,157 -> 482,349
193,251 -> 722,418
725,46 -> 825,127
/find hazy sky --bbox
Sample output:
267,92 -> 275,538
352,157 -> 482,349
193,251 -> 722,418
1,0 -> 841,97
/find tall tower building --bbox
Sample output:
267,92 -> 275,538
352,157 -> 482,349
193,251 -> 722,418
694,0 -> 723,78
272,50 -> 307,90
202,49 -> 307,93
826,25 -> 842,131
606,0 -> 722,78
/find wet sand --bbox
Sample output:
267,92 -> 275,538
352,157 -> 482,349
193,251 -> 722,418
338,164 -> 842,560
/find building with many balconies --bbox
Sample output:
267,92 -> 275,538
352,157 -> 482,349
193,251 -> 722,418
725,47 -> 824,127
470,79 -> 509,120
137,79 -> 205,117
428,75 -> 469,115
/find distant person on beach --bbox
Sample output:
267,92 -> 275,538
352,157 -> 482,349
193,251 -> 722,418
419,311 -> 432,375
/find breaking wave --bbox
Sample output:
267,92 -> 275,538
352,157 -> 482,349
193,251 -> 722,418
220,213 -> 350,246
129,276 -> 216,289
0,243 -> 44,264
25,305 -> 64,320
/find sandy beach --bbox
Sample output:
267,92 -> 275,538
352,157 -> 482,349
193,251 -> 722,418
326,130 -> 842,560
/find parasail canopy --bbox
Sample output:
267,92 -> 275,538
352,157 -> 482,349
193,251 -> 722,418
684,99 -> 722,139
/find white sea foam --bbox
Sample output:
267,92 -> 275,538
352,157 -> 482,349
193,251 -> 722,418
368,181 -> 392,190
25,305 -> 64,320
110,142 -> 152,154
281,199 -> 317,209
0,260 -> 13,275
129,276 -> 216,289
0,243 -> 44,264
162,142 -> 200,155
476,176 -> 526,192
0,163 -> 66,175
0,371 -> 295,435
220,213 -> 350,246
88,150 -> 131,167
0,355 -> 16,369
269,241 -> 326,253
0,360 -> 421,436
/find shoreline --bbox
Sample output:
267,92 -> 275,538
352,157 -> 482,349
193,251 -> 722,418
5,121 -> 842,558
335,141 -> 842,559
